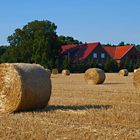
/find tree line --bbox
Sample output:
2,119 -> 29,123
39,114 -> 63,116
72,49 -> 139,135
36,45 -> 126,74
0,20 -> 80,68
0,20 -> 140,72
61,57 -> 140,73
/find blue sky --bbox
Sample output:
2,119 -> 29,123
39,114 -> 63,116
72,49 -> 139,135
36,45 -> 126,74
0,0 -> 140,45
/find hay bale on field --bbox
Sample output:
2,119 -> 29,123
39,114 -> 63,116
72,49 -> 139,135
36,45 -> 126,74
52,68 -> 58,75
119,69 -> 128,76
0,63 -> 52,113
46,69 -> 51,77
134,69 -> 138,73
133,68 -> 140,88
84,68 -> 105,85
33,63 -> 44,68
62,69 -> 70,76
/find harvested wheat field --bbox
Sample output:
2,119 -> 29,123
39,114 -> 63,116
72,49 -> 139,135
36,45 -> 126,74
0,73 -> 140,140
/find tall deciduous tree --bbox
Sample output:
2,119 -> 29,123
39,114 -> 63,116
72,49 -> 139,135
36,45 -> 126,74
2,20 -> 60,67
0,46 -> 8,63
118,41 -> 125,46
104,58 -> 118,72
58,35 -> 81,46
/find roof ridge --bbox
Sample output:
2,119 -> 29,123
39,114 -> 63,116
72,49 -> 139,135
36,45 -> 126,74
118,45 -> 134,59
78,42 -> 100,61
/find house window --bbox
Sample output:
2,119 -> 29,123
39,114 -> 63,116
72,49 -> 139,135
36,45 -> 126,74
101,53 -> 105,59
93,53 -> 97,58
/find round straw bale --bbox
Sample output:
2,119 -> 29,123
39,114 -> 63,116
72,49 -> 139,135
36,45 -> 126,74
84,68 -> 105,84
133,68 -> 140,88
32,63 -> 44,68
46,69 -> 51,77
119,69 -> 128,76
62,69 -> 70,76
52,68 -> 58,75
134,69 -> 138,73
0,63 -> 51,113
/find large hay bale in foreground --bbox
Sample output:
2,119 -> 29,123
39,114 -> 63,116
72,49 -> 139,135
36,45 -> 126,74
46,69 -> 51,77
62,69 -> 70,76
52,68 -> 58,75
133,68 -> 140,88
119,69 -> 128,76
0,63 -> 52,113
84,68 -> 105,84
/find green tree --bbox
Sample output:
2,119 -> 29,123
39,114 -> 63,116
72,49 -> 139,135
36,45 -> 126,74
58,35 -> 81,46
128,60 -> 134,72
2,20 -> 60,67
62,57 -> 69,70
136,45 -> 140,51
124,57 -> 130,69
0,46 -> 8,56
118,41 -> 125,46
77,61 -> 84,73
104,58 -> 118,72
134,59 -> 140,69
47,59 -> 54,70
86,58 -> 93,69
0,46 -> 8,63
1,46 -> 20,62
120,58 -> 135,72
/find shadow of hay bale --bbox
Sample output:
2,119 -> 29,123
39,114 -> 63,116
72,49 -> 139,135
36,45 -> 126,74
104,82 -> 126,85
15,105 -> 112,113
45,104 -> 112,112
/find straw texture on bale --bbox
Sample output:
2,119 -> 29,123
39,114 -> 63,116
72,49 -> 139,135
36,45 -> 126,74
133,68 -> 140,88
62,69 -> 70,76
119,69 -> 128,76
84,68 -> 105,85
52,69 -> 58,75
0,63 -> 51,113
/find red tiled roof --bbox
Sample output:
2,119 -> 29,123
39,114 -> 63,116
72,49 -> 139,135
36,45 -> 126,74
61,44 -> 85,53
78,42 -> 100,61
61,44 -> 78,53
104,45 -> 133,60
61,42 -> 101,61
115,46 -> 133,59
103,46 -> 116,58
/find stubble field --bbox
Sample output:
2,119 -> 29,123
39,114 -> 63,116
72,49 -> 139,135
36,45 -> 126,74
0,73 -> 140,140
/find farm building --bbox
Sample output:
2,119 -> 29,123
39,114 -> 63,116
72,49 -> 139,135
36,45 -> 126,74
61,42 -> 110,65
103,45 -> 140,63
